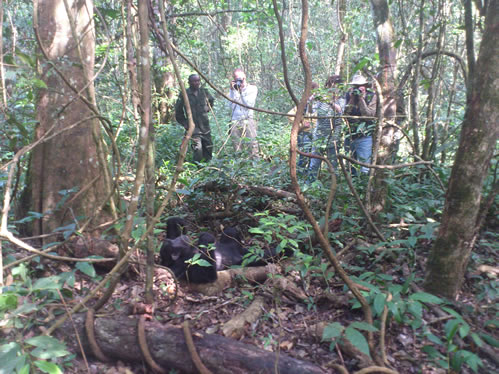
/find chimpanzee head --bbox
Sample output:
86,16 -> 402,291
198,232 -> 216,248
166,217 -> 187,239
160,235 -> 195,269
220,227 -> 242,244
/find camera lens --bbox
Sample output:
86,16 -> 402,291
234,79 -> 243,89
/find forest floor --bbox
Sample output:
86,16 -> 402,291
60,228 -> 498,374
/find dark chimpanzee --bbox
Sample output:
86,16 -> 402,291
159,234 -> 196,279
160,229 -> 243,283
165,216 -> 187,239
215,227 -> 244,269
220,227 -> 285,266
159,217 -> 282,283
159,217 -> 188,268
159,217 -> 218,283
186,232 -> 217,283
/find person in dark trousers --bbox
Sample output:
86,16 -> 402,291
343,74 -> 377,175
175,74 -> 215,162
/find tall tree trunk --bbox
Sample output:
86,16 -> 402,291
0,0 -> 6,108
424,1 -> 499,299
463,0 -> 475,94
334,0 -> 347,76
410,0 -> 425,158
136,0 -> 155,303
32,0 -> 111,243
366,0 -> 398,216
421,0 -> 447,161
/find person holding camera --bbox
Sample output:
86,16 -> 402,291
227,68 -> 259,157
175,74 -> 215,162
344,74 -> 377,174
307,75 -> 345,182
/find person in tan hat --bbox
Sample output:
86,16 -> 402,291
344,74 -> 377,174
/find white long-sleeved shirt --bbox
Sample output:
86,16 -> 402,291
228,84 -> 258,121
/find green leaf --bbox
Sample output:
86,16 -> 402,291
177,177 -> 190,185
470,333 -> 483,348
75,262 -> 96,277
32,276 -> 62,291
97,7 -> 121,19
32,78 -> 48,89
373,293 -> 386,315
25,335 -> 65,349
458,321 -> 470,338
34,360 -> 63,374
353,57 -> 370,72
345,327 -> 370,357
0,293 -> 18,311
441,306 -> 462,318
59,271 -> 76,287
426,332 -> 444,346
322,322 -> 344,341
13,302 -> 38,316
248,227 -> 265,234
388,284 -> 403,296
444,319 -> 461,341
407,236 -> 417,247
479,332 -> 499,348
408,300 -> 423,319
194,259 -> 212,267
451,350 -> 482,372
409,292 -> 443,304
16,49 -> 36,67
349,321 -> 378,332
0,342 -> 26,373
422,344 -> 442,358
26,336 -> 70,359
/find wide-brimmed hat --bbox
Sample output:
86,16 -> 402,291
349,74 -> 369,86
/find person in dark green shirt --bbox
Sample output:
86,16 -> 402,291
175,74 -> 215,162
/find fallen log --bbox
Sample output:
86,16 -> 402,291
59,313 -> 327,374
188,264 -> 279,296
222,296 -> 265,339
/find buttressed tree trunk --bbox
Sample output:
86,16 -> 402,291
424,2 -> 498,299
367,0 -> 398,216
31,0 -> 111,243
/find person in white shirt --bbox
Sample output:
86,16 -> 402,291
228,68 -> 259,157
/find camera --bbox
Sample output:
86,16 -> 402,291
233,78 -> 243,90
352,88 -> 362,96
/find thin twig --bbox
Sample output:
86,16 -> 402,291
57,289 -> 90,373
338,157 -> 385,241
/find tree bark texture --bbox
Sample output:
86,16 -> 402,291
32,0 -> 109,241
367,0 -> 398,216
59,314 -> 327,374
424,1 -> 499,299
136,0 -> 156,305
334,0 -> 347,76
